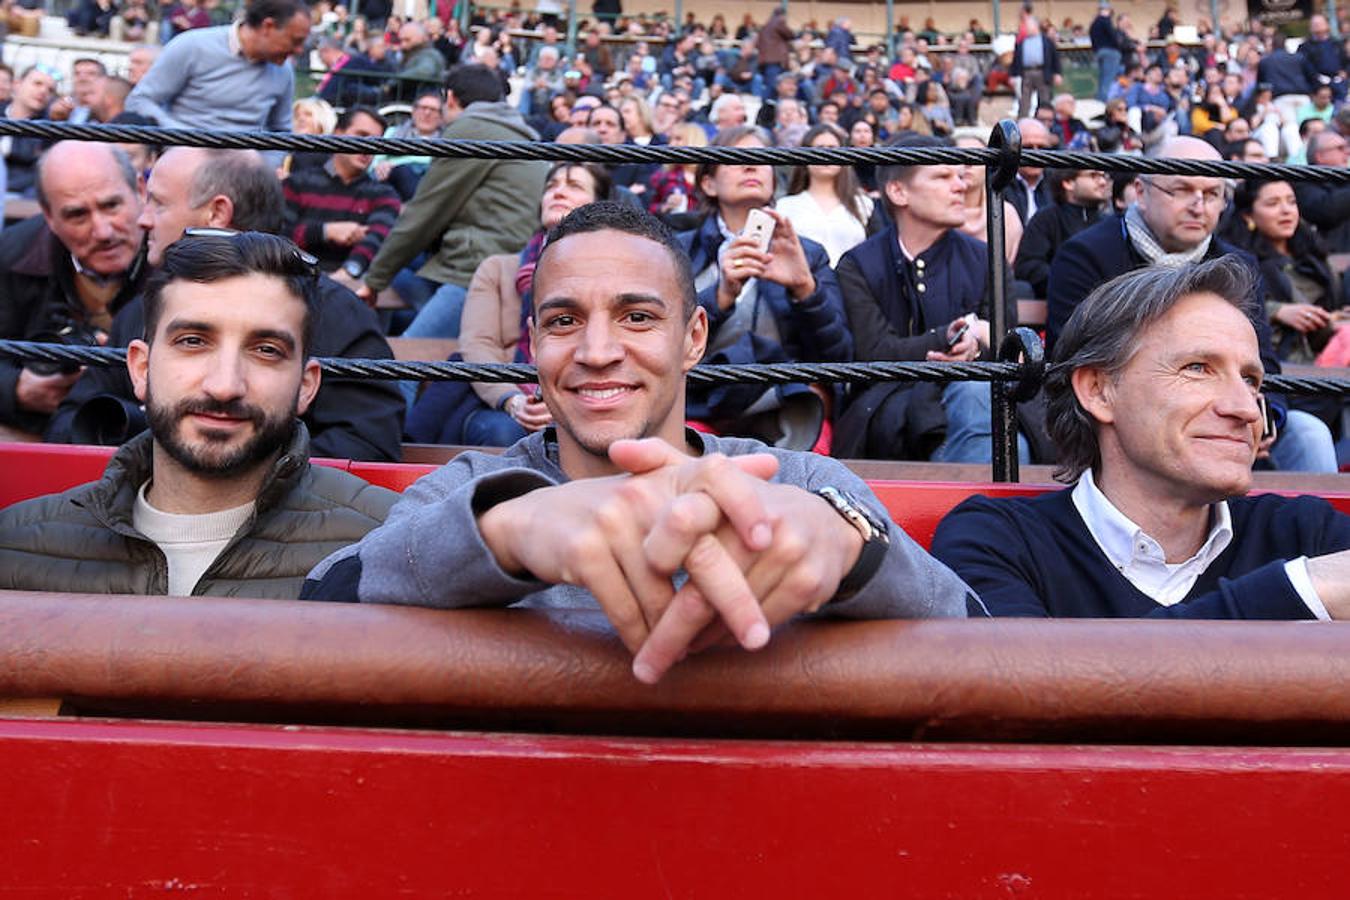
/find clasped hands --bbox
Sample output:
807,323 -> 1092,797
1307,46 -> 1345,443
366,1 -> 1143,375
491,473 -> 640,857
477,438 -> 864,684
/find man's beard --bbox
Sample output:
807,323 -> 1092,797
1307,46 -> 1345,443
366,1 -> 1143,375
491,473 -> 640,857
146,385 -> 296,480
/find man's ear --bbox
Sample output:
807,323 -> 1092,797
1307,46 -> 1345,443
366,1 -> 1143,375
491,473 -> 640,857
883,177 -> 907,212
204,194 -> 234,229
294,358 -> 322,417
682,306 -> 708,372
1071,365 -> 1116,426
127,338 -> 150,404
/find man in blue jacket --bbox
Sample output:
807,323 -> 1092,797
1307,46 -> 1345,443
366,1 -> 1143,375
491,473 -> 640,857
1047,136 -> 1337,472
934,257 -> 1350,619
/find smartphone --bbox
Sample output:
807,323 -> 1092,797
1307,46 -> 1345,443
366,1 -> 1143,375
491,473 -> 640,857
947,314 -> 976,350
743,208 -> 776,254
1258,394 -> 1278,444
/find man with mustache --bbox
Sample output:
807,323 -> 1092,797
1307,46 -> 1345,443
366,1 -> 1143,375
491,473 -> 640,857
0,141 -> 146,436
0,231 -> 397,597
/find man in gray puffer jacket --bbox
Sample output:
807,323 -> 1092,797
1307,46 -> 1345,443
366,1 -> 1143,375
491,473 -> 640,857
0,231 -> 396,598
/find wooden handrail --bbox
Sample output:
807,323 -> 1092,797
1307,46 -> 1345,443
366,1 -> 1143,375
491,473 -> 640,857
4,590 -> 1350,744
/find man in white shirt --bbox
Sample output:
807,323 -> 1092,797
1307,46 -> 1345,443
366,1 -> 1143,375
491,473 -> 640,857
933,256 -> 1350,618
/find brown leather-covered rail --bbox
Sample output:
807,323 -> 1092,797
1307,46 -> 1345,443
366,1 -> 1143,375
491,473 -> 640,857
3,589 -> 1350,743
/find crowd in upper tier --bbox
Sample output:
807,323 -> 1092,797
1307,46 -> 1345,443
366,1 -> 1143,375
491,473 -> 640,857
0,0 -> 1348,472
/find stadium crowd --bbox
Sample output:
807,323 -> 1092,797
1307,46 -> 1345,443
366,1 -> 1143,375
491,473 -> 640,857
0,1 -> 1348,668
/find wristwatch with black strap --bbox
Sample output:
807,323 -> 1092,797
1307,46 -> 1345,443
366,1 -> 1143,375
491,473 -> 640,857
815,486 -> 891,601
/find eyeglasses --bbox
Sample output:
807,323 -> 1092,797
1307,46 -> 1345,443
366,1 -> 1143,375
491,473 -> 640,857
180,227 -> 320,276
413,103 -> 442,113
1141,179 -> 1227,208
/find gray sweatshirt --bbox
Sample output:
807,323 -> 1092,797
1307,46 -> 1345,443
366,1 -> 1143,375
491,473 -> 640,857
305,430 -> 976,620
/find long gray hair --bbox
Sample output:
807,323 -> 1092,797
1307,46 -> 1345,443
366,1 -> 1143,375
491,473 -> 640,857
1045,255 -> 1257,483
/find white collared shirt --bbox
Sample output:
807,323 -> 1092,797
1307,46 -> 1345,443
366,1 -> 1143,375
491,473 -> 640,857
1071,470 -> 1329,618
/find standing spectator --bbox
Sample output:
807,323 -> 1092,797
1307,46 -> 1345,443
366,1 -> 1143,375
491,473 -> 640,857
127,0 -> 309,138
1011,16 -> 1061,118
1258,32 -> 1318,153
1091,0 -> 1121,102
756,5 -> 795,101
825,17 -> 855,65
283,107 -> 402,281
358,65 -> 548,345
1015,168 -> 1109,297
776,123 -> 874,266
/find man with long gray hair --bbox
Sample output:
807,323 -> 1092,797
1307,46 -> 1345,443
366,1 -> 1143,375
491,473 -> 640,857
933,257 -> 1350,619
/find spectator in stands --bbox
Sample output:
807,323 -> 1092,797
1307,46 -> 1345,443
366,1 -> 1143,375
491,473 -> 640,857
1048,136 -> 1338,472
1002,118 -> 1055,226
1048,93 -> 1088,148
707,92 -> 748,133
520,45 -> 565,118
647,121 -> 705,222
776,123 -> 875,267
934,258 -> 1350,618
618,96 -> 659,147
1015,168 -> 1109,299
1224,179 -> 1350,364
126,0 -> 309,137
1299,14 -> 1346,101
1011,15 -> 1061,118
303,201 -> 975,683
1091,0 -> 1121,102
406,162 -> 610,447
0,143 -> 145,436
954,132 -> 1023,265
282,106 -> 401,285
1294,130 -> 1350,254
588,103 -> 654,194
357,65 -> 547,342
315,35 -> 378,109
679,126 -> 849,450
2,65 -> 57,198
835,135 -> 1026,464
67,58 -> 107,124
81,76 -> 131,125
371,88 -> 445,201
126,47 -> 159,86
0,232 -> 398,598
48,147 -> 405,462
756,7 -> 795,97
398,21 -> 447,87
1094,96 -> 1142,153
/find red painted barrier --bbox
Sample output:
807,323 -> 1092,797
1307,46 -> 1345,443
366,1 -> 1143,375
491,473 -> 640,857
2,716 -> 1349,897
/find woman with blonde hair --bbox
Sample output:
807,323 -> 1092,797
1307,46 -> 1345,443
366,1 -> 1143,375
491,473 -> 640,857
646,121 -> 705,220
954,130 -> 1022,263
281,97 -> 337,177
618,94 -> 658,146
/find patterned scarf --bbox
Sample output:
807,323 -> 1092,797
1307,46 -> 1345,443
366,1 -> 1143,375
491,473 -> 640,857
514,231 -> 547,363
1124,204 -> 1212,267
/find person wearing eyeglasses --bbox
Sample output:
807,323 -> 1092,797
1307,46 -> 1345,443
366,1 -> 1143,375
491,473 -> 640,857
0,232 -> 398,598
1047,135 -> 1339,473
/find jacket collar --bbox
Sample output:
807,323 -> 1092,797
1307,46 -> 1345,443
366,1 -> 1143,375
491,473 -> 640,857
11,219 -> 148,319
76,422 -> 314,535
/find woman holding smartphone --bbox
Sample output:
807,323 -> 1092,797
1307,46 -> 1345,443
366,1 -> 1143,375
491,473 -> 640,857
676,126 -> 852,449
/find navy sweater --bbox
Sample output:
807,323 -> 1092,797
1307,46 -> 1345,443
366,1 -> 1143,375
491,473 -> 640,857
932,489 -> 1350,619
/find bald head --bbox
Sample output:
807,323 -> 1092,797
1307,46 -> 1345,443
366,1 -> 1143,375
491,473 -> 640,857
1136,137 -> 1227,253
36,141 -> 143,277
1017,118 -> 1054,182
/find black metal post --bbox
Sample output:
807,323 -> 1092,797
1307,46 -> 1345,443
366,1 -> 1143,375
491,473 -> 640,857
986,119 -> 1022,482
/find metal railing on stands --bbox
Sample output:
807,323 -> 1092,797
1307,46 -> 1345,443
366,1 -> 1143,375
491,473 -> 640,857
0,116 -> 1347,481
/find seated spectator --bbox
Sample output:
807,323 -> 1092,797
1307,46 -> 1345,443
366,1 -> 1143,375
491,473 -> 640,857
304,202 -> 974,683
835,135 -> 1029,464
282,106 -> 402,280
314,35 -> 380,109
588,103 -> 655,195
679,126 -> 851,450
1287,116 -> 1326,165
1015,167 -> 1109,299
520,44 -> 566,117
1191,83 -> 1238,140
280,97 -> 336,177
646,122 -> 705,225
618,95 -> 660,147
956,132 -> 1023,265
0,232 -> 398,597
397,21 -> 448,92
48,147 -> 405,462
372,88 -> 445,201
1049,136 -> 1338,473
1224,179 -> 1350,365
934,258 -> 1350,618
1294,130 -> 1350,254
2,65 -> 57,198
776,123 -> 876,266
1093,97 -> 1143,154
1001,118 -> 1055,226
405,162 -> 610,447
